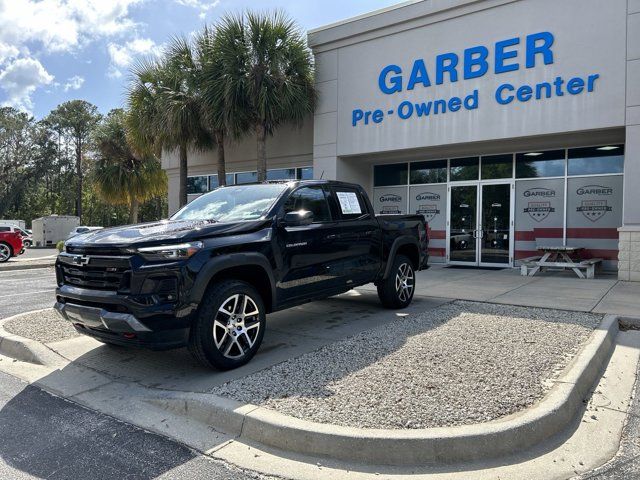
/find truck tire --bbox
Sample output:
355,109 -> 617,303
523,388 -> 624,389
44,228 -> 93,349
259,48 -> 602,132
0,242 -> 12,263
377,254 -> 415,309
188,280 -> 266,370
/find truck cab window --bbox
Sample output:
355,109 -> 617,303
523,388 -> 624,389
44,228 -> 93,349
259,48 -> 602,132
284,186 -> 331,222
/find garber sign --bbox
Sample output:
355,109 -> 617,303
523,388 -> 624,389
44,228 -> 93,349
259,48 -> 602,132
352,32 -> 600,127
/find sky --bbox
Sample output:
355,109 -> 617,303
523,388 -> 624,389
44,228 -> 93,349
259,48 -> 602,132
0,0 -> 403,119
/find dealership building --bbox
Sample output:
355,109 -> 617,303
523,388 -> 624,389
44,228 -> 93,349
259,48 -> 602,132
162,0 -> 640,280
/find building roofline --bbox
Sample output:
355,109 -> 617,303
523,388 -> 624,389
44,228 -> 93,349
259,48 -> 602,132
307,0 -> 515,51
307,0 -> 419,35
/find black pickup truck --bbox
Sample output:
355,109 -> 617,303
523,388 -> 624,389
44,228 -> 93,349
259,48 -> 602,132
54,180 -> 428,369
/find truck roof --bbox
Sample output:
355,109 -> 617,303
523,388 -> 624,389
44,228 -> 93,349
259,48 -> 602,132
249,179 -> 364,189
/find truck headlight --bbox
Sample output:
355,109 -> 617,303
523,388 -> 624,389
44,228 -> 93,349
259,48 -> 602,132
137,242 -> 203,260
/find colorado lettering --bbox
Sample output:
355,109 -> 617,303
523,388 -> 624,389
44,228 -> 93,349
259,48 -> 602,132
378,32 -> 554,95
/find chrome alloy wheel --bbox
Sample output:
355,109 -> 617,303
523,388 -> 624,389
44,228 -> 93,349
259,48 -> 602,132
213,294 -> 261,359
395,262 -> 414,302
0,244 -> 10,262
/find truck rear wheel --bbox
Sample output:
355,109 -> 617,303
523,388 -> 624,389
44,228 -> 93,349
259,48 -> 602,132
377,254 -> 415,309
188,280 -> 266,370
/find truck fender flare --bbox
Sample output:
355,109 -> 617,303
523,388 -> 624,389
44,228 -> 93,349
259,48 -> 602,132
382,236 -> 420,280
191,252 -> 277,307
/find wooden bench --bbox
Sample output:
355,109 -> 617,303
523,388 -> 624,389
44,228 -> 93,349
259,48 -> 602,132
519,247 -> 603,279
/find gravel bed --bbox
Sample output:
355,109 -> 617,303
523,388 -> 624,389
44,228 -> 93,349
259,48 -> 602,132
215,301 -> 602,429
3,308 -> 79,344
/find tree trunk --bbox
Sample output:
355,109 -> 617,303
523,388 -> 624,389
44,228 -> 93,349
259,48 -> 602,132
75,139 -> 82,223
215,131 -> 226,186
256,123 -> 267,182
179,143 -> 188,207
129,197 -> 139,224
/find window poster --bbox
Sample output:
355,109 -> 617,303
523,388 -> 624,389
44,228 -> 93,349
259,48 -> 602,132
372,186 -> 408,215
409,185 -> 446,262
566,175 -> 622,266
514,178 -> 565,261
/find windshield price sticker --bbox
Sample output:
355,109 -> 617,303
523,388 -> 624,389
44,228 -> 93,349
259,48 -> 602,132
336,191 -> 362,215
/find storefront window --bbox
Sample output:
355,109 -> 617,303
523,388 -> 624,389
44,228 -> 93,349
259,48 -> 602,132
516,150 -> 565,178
187,176 -> 208,194
567,145 -> 624,176
374,163 -> 408,186
410,160 -> 447,184
297,167 -> 313,180
208,174 -> 235,188
267,168 -> 297,180
236,171 -> 258,184
449,157 -> 479,181
481,154 -> 513,179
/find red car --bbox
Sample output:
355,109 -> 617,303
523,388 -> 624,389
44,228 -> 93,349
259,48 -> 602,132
0,229 -> 24,263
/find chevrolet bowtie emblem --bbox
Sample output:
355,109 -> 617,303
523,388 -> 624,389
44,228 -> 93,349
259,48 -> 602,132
72,255 -> 90,266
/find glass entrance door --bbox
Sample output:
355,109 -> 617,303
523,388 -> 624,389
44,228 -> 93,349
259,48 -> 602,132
448,183 -> 513,266
449,185 -> 478,264
479,183 -> 511,266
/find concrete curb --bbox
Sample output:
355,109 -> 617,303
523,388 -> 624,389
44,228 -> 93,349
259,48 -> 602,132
0,260 -> 55,271
147,314 -> 619,466
0,311 -> 64,366
0,308 -> 620,466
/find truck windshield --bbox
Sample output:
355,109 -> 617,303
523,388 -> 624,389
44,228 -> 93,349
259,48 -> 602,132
171,184 -> 288,222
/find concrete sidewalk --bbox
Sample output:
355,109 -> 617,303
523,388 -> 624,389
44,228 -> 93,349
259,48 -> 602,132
0,248 -> 57,272
358,265 -> 636,316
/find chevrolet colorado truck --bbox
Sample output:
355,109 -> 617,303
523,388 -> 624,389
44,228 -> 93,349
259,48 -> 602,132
54,180 -> 428,370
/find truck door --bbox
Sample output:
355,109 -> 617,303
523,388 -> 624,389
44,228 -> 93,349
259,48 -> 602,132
276,185 -> 345,303
326,186 -> 382,284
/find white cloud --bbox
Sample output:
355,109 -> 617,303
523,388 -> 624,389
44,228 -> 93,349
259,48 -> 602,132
175,0 -> 220,19
0,57 -> 54,112
63,75 -> 84,92
0,43 -> 20,65
0,0 -> 144,53
107,37 -> 161,78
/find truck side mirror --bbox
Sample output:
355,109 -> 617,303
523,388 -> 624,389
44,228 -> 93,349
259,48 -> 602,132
283,210 -> 314,227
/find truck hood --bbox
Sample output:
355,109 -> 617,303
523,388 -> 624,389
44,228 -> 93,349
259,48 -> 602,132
65,218 -> 270,248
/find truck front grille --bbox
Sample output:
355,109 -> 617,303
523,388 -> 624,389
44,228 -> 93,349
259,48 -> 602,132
58,252 -> 131,292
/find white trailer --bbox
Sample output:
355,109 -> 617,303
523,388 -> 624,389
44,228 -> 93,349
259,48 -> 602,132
0,219 -> 26,229
32,215 -> 80,246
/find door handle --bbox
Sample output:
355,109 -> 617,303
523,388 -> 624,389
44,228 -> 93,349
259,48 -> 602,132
325,234 -> 338,240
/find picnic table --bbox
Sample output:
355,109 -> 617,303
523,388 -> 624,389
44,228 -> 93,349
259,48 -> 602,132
519,246 -> 602,279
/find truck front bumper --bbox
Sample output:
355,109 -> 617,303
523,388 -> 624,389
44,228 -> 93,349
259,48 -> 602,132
53,293 -> 190,350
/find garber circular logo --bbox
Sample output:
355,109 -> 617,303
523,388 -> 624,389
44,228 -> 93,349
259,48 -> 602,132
576,185 -> 613,195
523,187 -> 555,198
416,192 -> 440,201
380,194 -> 402,202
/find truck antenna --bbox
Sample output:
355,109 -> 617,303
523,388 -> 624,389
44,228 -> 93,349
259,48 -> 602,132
320,170 -> 325,179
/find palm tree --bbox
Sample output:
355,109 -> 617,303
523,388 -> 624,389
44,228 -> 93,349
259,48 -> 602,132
93,109 -> 167,223
215,11 -> 316,181
127,38 -> 211,208
194,27 -> 245,187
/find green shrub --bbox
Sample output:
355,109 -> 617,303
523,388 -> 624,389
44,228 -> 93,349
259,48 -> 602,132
56,241 -> 65,252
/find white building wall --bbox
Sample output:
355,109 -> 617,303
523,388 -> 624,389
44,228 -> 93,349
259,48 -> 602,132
618,0 -> 640,281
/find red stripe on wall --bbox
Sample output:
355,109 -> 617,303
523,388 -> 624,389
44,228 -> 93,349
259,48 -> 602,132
429,247 -> 446,256
516,228 -> 619,241
515,248 -> 618,261
514,228 -> 563,241
566,228 -> 619,239
515,250 -> 541,259
428,230 -> 446,240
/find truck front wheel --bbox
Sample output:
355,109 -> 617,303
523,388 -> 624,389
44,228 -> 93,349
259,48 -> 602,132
377,254 -> 415,309
188,280 -> 266,370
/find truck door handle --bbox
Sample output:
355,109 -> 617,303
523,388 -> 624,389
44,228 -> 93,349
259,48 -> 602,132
325,234 -> 338,240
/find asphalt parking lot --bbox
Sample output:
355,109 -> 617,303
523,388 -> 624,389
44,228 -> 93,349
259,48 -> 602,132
0,267 -> 57,317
